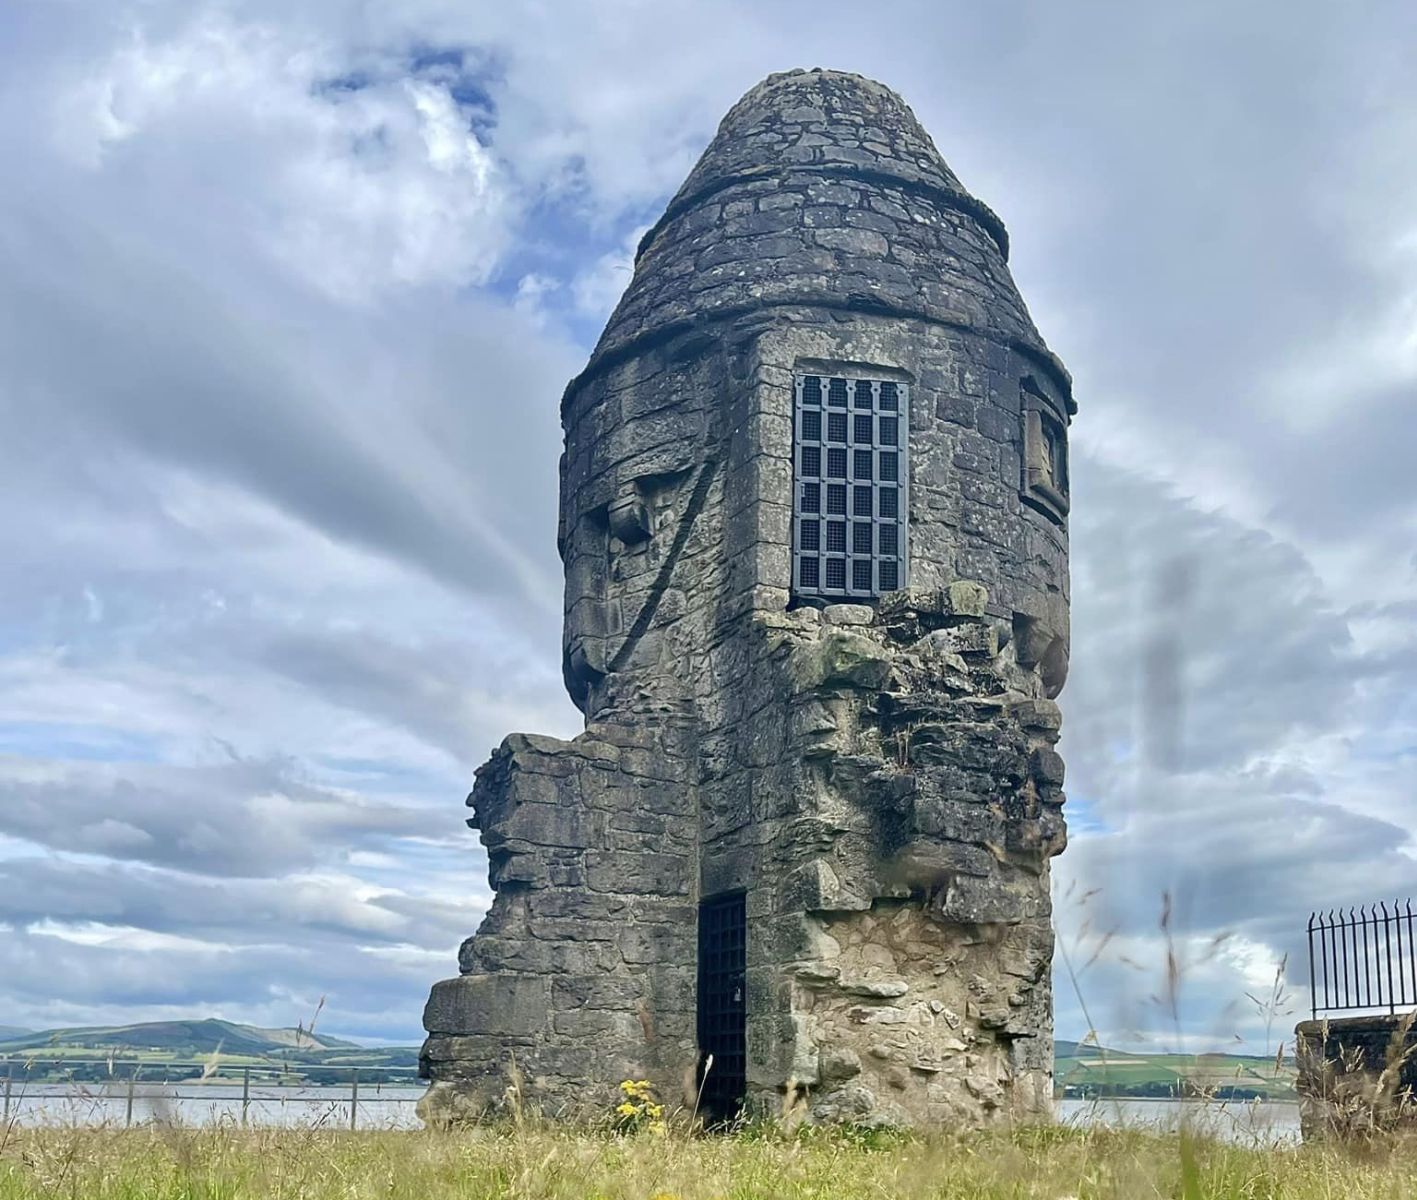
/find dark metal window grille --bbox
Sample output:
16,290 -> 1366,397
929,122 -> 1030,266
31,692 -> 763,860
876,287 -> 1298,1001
697,892 -> 747,1124
1308,901 -> 1417,1017
793,374 -> 908,600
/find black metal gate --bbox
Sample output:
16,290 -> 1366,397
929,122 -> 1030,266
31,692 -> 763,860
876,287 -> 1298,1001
697,891 -> 746,1123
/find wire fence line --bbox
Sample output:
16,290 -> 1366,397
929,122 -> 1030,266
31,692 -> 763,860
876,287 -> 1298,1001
0,1057 -> 423,1129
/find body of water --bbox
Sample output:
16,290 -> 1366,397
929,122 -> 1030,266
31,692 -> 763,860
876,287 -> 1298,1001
1056,1097 -> 1302,1144
3,1084 -> 1302,1142
2,1082 -> 427,1129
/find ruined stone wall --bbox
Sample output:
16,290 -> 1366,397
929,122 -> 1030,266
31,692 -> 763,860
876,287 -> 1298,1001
1295,1015 -> 1417,1139
421,68 -> 1074,1129
699,583 -> 1065,1125
421,724 -> 699,1122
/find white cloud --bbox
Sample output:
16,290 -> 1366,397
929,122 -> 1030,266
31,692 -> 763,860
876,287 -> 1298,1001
0,0 -> 1413,1049
29,921 -> 235,956
51,13 -> 508,300
570,225 -> 646,321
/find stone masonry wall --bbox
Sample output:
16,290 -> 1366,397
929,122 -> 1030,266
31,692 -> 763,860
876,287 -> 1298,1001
1295,1015 -> 1417,1139
421,68 -> 1074,1129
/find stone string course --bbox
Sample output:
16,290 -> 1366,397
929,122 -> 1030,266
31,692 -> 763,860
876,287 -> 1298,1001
421,68 -> 1074,1129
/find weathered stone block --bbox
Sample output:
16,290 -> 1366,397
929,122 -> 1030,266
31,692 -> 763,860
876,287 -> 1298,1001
822,603 -> 875,627
943,580 -> 989,617
937,623 -> 999,658
551,974 -> 644,1011
789,630 -> 893,691
878,586 -> 943,618
585,850 -> 691,895
618,922 -> 690,965
1009,697 -> 1062,734
1030,748 -> 1066,786
423,975 -> 549,1038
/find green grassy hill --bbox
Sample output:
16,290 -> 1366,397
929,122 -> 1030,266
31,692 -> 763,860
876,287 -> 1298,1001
0,1020 -> 419,1083
1,1023 -> 1292,1097
1055,1041 -> 1295,1100
0,1019 -> 360,1057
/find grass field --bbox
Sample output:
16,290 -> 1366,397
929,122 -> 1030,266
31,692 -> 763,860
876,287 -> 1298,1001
1,1123 -> 1415,1199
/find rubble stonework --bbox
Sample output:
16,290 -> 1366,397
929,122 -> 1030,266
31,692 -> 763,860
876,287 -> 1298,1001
420,68 -> 1075,1128
1294,1016 -> 1417,1138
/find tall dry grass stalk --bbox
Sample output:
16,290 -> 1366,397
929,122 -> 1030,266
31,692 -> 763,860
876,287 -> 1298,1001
1300,1011 -> 1417,1144
2,1120 -> 1417,1199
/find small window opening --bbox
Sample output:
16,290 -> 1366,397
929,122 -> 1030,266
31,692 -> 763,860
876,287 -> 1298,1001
1021,378 -> 1070,523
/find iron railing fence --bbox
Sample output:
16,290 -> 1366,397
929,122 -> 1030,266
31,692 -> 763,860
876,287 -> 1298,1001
0,1057 -> 422,1129
1308,901 -> 1417,1019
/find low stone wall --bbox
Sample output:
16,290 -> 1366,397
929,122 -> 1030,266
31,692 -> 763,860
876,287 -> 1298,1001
1295,1014 -> 1417,1139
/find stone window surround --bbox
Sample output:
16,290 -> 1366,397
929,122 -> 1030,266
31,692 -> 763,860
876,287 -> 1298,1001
1020,376 -> 1069,525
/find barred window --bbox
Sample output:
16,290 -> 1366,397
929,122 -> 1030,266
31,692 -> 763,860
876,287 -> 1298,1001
792,373 -> 909,600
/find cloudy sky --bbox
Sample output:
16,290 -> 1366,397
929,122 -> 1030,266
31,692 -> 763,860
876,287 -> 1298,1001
0,0 -> 1413,1053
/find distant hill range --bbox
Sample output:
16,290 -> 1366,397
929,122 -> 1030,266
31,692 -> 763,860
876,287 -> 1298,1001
1055,1038 -> 1295,1100
1055,1038 -> 1112,1059
0,1023 -> 1290,1097
0,1018 -> 363,1056
0,1019 -> 420,1082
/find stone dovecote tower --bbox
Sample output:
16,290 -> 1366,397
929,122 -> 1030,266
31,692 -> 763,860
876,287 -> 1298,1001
420,68 -> 1074,1129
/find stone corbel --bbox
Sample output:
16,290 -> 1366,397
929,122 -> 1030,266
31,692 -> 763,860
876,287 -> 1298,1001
608,490 -> 653,545
1012,612 -> 1069,698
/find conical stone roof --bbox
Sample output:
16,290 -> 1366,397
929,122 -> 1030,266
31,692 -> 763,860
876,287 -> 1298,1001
574,69 -> 1071,410
660,69 -> 993,249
